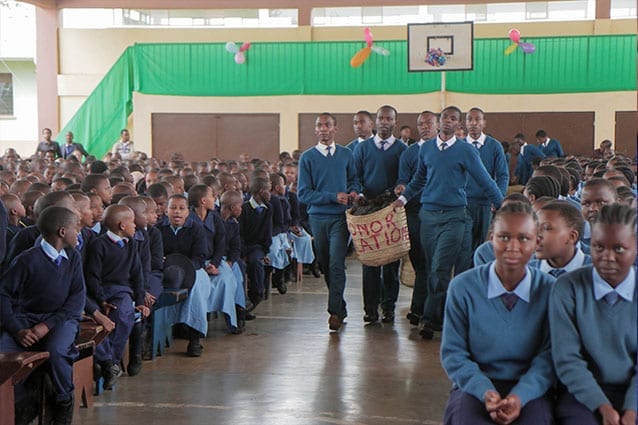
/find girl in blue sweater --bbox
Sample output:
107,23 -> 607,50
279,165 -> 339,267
441,202 -> 554,425
550,203 -> 636,425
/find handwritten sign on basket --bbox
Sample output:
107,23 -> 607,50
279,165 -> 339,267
348,209 -> 410,253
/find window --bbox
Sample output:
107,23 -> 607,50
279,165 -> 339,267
0,73 -> 13,116
611,0 -> 637,18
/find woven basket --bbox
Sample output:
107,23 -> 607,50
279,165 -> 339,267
400,254 -> 415,287
346,205 -> 411,267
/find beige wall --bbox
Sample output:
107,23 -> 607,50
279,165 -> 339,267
58,19 -> 638,156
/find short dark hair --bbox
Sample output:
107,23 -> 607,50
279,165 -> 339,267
535,130 -> 547,138
37,206 -> 77,239
81,174 -> 108,193
493,200 -> 537,226
318,112 -> 337,126
441,105 -> 462,117
503,192 -> 531,205
514,133 -> 525,140
400,125 -> 411,131
376,105 -> 398,117
540,200 -> 584,239
89,160 -> 108,174
147,182 -> 168,199
188,184 -> 211,208
468,107 -> 485,117
583,178 -> 616,193
35,191 -> 74,216
250,177 -> 270,194
354,110 -> 373,121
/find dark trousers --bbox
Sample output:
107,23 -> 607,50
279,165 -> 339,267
443,381 -> 553,425
419,207 -> 471,328
94,287 -> 134,365
245,245 -> 267,304
362,260 -> 400,316
554,385 -> 629,425
468,203 -> 493,254
0,320 -> 79,402
309,215 -> 349,319
406,206 -> 429,316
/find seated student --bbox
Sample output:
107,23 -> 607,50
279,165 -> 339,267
0,206 -> 86,425
81,174 -> 113,208
473,193 -> 531,266
550,203 -> 636,425
616,186 -> 636,207
238,177 -> 273,309
139,196 -> 164,298
1,193 -> 25,249
155,194 -> 211,357
530,201 -> 591,276
84,205 -> 150,389
523,175 -> 560,207
70,193 -> 96,260
86,192 -> 106,235
118,196 -> 153,376
147,182 -> 169,222
188,185 -> 244,334
6,191 -> 77,265
267,173 -> 290,295
579,178 -> 619,254
441,202 -> 554,425
284,175 -> 315,282
19,190 -> 43,227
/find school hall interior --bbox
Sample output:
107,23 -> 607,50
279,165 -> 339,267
0,0 -> 635,424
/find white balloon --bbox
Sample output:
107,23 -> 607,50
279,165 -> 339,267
372,45 -> 391,56
225,42 -> 239,54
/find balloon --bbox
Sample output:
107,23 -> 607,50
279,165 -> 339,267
239,42 -> 251,52
519,42 -> 536,54
504,43 -> 518,56
234,52 -> 245,64
350,47 -> 372,67
371,45 -> 390,56
364,27 -> 373,47
225,42 -> 239,53
509,29 -> 521,43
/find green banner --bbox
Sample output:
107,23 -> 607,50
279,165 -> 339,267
59,35 -> 636,158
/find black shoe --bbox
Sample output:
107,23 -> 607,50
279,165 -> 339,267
186,341 -> 203,357
246,298 -> 261,313
310,262 -> 321,278
382,311 -> 395,323
93,361 -> 102,382
328,314 -> 342,331
52,397 -> 74,425
102,362 -> 119,390
127,355 -> 142,377
406,312 -> 421,326
363,313 -> 379,323
419,322 -> 435,340
245,311 -> 256,321
141,325 -> 152,361
276,282 -> 288,295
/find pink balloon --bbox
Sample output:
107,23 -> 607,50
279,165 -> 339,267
239,42 -> 251,52
509,29 -> 521,43
234,52 -> 245,64
364,27 -> 373,47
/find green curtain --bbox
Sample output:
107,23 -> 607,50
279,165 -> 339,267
59,35 -> 636,158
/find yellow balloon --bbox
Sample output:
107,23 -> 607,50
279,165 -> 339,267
504,43 -> 518,56
350,47 -> 372,67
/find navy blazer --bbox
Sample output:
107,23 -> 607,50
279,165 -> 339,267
61,142 -> 90,159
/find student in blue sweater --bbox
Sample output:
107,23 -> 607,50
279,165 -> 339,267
550,203 -> 636,425
346,110 -> 374,152
441,202 -> 554,425
579,178 -> 619,253
395,106 -> 504,339
529,201 -> 591,275
464,108 -> 509,253
267,173 -> 291,295
509,134 -> 546,186
394,110 -> 438,326
354,105 -> 407,323
298,113 -> 359,331
535,129 -> 564,158
238,177 -> 273,309
85,204 -> 150,389
0,206 -> 85,425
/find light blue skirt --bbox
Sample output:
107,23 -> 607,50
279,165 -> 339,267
289,228 -> 315,264
268,233 -> 290,270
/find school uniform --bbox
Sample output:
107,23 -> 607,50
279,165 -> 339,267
514,143 -> 545,185
353,135 -> 406,318
268,194 -> 291,271
0,201 -> 7,267
189,209 -> 241,328
441,264 -> 555,425
346,136 -> 370,152
539,138 -> 564,158
5,225 -> 40,265
528,247 -> 591,276
401,136 -> 504,331
0,240 -> 85,402
5,223 -> 20,257
84,231 -> 144,365
465,134 -> 509,253
156,216 -> 215,336
298,143 -> 359,320
146,225 -> 164,298
61,142 -> 89,159
473,241 -> 495,266
238,196 -> 273,305
550,266 -> 637,423
286,190 -> 315,264
397,139 -> 429,318
224,215 -> 247,298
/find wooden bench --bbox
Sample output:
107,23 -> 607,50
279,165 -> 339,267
150,288 -> 189,359
0,351 -> 50,425
73,321 -> 108,409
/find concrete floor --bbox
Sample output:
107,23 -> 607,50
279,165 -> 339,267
76,259 -> 450,425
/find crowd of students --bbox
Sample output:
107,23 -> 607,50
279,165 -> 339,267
0,104 -> 635,425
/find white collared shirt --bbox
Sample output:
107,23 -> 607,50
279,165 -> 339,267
40,239 -> 69,263
417,139 -> 426,146
106,230 -> 128,245
540,247 -> 586,274
487,263 -> 532,303
521,142 -> 528,155
467,132 -> 486,148
436,135 -> 457,151
592,267 -> 635,303
249,196 -> 267,210
315,142 -> 336,157
357,136 -> 370,143
373,134 -> 396,150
